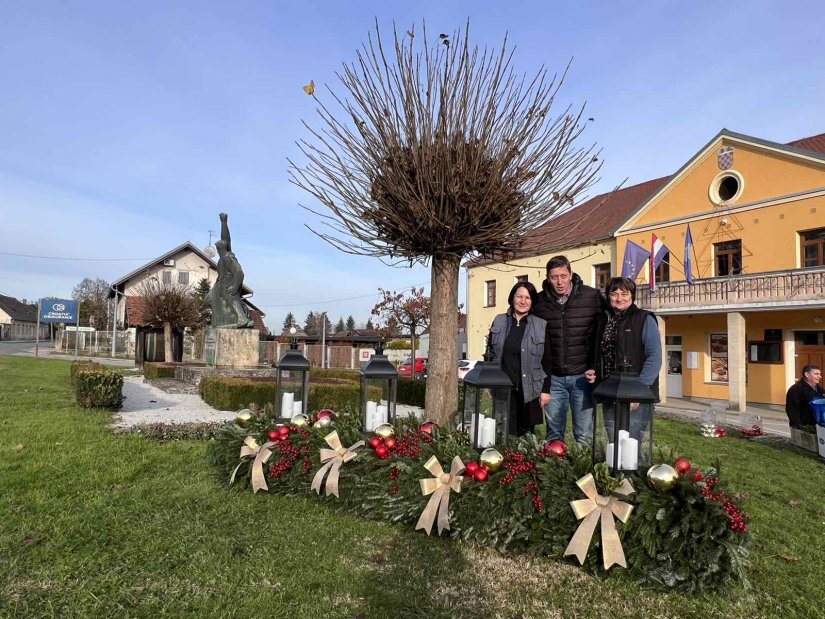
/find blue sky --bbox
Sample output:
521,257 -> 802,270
2,1 -> 824,332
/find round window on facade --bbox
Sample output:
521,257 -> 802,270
709,171 -> 744,205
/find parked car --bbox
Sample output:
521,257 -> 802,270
398,356 -> 428,379
458,359 -> 479,381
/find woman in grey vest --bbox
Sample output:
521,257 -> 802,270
489,282 -> 553,436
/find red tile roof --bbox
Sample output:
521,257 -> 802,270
787,132 -> 825,155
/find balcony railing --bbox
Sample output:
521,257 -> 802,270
636,266 -> 825,313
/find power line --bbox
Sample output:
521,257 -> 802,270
0,251 -> 151,262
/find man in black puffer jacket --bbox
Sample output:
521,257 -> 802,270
532,255 -> 606,445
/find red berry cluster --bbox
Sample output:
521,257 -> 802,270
714,427 -> 728,437
499,451 -> 534,485
268,440 -> 302,480
389,465 -> 400,480
701,476 -> 749,533
739,424 -> 764,437
389,485 -> 400,496
499,451 -> 543,512
392,430 -> 424,459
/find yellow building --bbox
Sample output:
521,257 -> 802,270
615,129 -> 825,408
466,177 -> 667,359
467,129 -> 825,409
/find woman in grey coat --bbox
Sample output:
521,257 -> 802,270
489,281 -> 553,436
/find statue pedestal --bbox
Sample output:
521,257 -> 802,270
204,327 -> 260,368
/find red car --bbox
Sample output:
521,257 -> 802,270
398,357 -> 428,379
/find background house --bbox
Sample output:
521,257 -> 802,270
109,242 -> 267,361
0,294 -> 50,340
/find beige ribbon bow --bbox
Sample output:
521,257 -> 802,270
310,431 -> 364,497
415,455 -> 465,536
230,436 -> 277,494
563,473 -> 635,570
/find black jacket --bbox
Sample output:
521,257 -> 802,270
533,274 -> 606,376
592,304 -> 661,401
785,380 -> 824,428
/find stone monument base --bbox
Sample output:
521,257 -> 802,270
204,327 -> 260,368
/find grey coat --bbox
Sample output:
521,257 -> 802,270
489,312 -> 551,403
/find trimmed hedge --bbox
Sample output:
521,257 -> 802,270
310,368 -> 361,381
144,362 -> 178,380
71,361 -> 124,410
200,376 -> 381,412
397,378 -> 426,408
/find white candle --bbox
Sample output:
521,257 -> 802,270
606,442 -> 622,468
377,404 -> 388,425
293,400 -> 303,416
620,437 -> 638,470
482,417 -> 496,447
618,429 -> 630,443
281,392 -> 294,418
366,401 -> 378,430
469,414 -> 477,445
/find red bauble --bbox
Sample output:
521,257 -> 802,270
693,470 -> 703,482
383,436 -> 397,451
267,430 -> 279,442
546,440 -> 568,458
465,461 -> 480,476
375,444 -> 390,459
316,409 -> 335,421
473,468 -> 489,482
277,426 -> 291,438
418,421 -> 437,435
368,436 -> 383,450
674,457 -> 692,475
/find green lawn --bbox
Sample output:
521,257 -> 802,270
1,355 -> 823,618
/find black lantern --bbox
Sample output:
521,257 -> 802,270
461,339 -> 513,449
360,344 -> 398,432
592,361 -> 656,475
275,337 -> 311,423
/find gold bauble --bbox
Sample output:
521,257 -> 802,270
290,413 -> 310,427
646,464 -> 679,491
313,417 -> 333,429
235,409 -> 253,427
374,423 -> 395,438
479,448 -> 504,472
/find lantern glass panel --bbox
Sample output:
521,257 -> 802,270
462,386 -> 510,449
592,401 -> 653,474
276,369 -> 309,421
362,377 -> 396,431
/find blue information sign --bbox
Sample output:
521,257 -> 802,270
40,299 -> 78,323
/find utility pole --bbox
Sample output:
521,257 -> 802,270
320,313 -> 326,368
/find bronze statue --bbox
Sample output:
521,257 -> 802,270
206,213 -> 253,328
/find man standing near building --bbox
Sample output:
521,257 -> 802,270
533,255 -> 606,444
785,364 -> 823,428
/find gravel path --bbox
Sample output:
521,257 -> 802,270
111,376 -> 236,429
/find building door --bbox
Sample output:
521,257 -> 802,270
666,336 -> 683,399
795,331 -> 825,377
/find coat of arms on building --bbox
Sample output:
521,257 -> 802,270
717,146 -> 734,170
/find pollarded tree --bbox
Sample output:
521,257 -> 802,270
138,279 -> 200,363
290,22 -> 600,423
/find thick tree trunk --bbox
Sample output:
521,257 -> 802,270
164,321 -> 173,363
425,254 -> 460,425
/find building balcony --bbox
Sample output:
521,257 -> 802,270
636,266 -> 825,314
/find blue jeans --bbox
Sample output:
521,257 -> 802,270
544,374 -> 593,444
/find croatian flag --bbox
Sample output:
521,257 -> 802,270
621,240 -> 649,280
684,224 -> 694,285
649,234 -> 670,292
